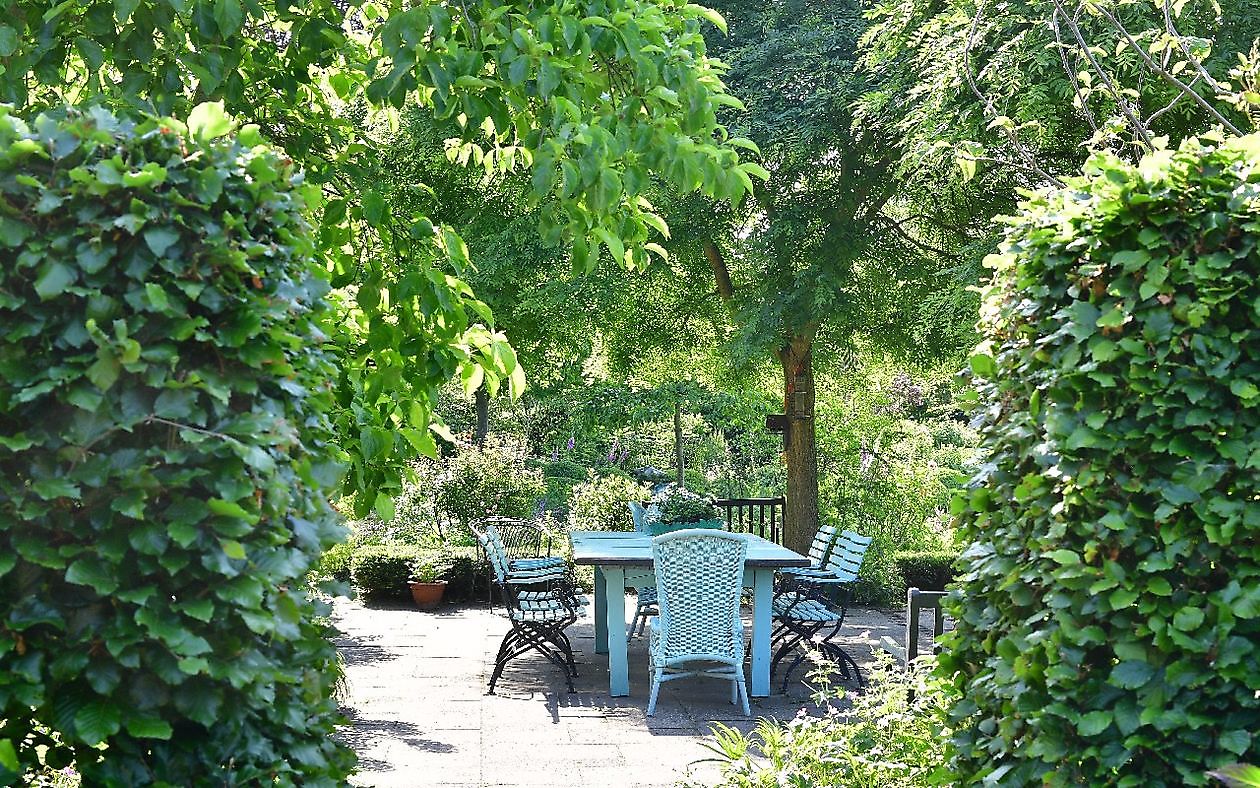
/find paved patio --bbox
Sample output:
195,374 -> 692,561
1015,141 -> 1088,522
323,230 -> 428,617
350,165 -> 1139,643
332,594 -> 917,787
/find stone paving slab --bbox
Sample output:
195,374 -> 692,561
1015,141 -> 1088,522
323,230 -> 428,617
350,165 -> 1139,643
333,595 -> 908,788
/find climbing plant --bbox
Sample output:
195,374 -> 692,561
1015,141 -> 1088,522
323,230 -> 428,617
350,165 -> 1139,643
0,106 -> 353,783
943,134 -> 1260,785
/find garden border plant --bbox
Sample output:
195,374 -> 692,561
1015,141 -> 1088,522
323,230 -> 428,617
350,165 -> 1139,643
0,106 -> 354,783
944,133 -> 1260,785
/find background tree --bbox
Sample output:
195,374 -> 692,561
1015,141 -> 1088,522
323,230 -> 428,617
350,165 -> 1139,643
693,0 -> 971,552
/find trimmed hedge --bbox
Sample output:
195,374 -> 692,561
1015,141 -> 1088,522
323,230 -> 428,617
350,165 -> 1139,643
350,545 -> 423,599
319,541 -> 355,583
893,551 -> 959,592
943,135 -> 1260,785
349,544 -> 488,602
0,107 -> 353,781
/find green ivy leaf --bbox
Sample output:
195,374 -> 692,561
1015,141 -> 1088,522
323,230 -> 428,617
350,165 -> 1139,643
125,716 -> 173,740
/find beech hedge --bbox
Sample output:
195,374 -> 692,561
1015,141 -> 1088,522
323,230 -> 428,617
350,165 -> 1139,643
943,134 -> 1260,785
0,106 -> 354,783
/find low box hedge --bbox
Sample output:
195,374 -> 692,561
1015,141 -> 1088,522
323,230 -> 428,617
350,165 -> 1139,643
893,550 -> 959,592
348,543 -> 490,602
350,545 -> 424,599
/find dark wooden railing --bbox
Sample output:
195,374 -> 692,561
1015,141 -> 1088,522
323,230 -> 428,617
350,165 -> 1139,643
714,496 -> 785,544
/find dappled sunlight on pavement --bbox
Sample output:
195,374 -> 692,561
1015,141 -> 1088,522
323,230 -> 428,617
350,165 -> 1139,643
332,596 -> 905,787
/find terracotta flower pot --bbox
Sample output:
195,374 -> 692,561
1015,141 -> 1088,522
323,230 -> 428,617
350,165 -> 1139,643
409,580 -> 448,610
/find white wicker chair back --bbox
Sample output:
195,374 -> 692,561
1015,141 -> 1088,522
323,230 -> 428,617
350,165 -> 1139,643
651,529 -> 749,662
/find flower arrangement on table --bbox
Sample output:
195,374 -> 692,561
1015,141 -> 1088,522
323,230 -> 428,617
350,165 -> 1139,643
646,485 -> 724,535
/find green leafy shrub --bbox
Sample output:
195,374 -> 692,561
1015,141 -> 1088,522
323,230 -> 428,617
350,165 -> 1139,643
318,542 -> 355,583
434,435 -> 545,533
893,551 -> 959,592
436,546 -> 489,603
944,135 -> 1260,785
0,106 -> 353,782
567,473 -> 651,532
408,555 -> 453,584
698,655 -> 949,787
350,545 -> 424,599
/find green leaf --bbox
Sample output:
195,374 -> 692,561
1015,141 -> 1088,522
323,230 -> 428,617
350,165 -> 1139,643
1172,607 -> 1204,630
1077,710 -> 1111,736
144,226 -> 180,257
0,216 -> 31,247
0,739 -> 17,772
34,261 -> 77,299
206,498 -> 259,525
1110,660 -> 1155,689
213,0 -> 243,35
114,0 -> 141,23
685,3 -> 727,34
145,283 -> 170,310
373,491 -> 395,521
125,716 -> 173,740
219,539 -> 247,560
0,26 -> 17,57
362,190 -> 386,225
66,557 -> 120,594
74,700 -> 122,745
188,101 -> 233,141
87,355 -> 121,391
1048,549 -> 1079,564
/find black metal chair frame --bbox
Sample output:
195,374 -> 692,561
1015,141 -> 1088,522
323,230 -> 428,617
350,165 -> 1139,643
472,521 -> 582,695
487,570 -> 582,694
770,576 -> 865,692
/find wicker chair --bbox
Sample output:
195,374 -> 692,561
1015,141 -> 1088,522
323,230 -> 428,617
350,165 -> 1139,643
647,529 -> 751,716
474,522 -> 585,694
770,530 -> 872,691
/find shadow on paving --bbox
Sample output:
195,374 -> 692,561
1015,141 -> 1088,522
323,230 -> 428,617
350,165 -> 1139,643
332,595 -> 902,787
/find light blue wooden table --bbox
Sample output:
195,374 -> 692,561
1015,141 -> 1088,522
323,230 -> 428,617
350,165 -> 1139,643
569,530 -> 810,698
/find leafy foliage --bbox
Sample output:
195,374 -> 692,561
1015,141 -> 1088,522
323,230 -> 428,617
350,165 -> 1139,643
943,134 -> 1260,785
567,473 -> 651,531
7,0 -> 761,521
317,542 -> 356,584
0,107 -> 352,782
434,435 -> 546,532
697,655 -> 950,788
350,545 -> 424,599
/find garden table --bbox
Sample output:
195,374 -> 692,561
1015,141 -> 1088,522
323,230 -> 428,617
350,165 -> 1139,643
569,530 -> 811,698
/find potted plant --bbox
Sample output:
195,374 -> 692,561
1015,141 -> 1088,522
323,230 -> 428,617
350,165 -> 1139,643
408,556 -> 451,610
646,485 -> 724,535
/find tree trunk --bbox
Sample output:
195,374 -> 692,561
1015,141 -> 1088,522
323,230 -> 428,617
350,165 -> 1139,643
778,332 -> 819,555
474,386 -> 489,445
674,400 -> 685,485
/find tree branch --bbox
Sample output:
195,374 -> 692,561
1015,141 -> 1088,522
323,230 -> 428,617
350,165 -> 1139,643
1089,1 -> 1242,136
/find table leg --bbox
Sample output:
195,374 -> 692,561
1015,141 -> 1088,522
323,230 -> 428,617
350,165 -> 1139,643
594,566 -> 607,655
751,567 -> 773,697
601,566 -> 629,696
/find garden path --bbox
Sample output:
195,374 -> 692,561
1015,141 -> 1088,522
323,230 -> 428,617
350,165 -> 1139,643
333,596 -> 917,787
